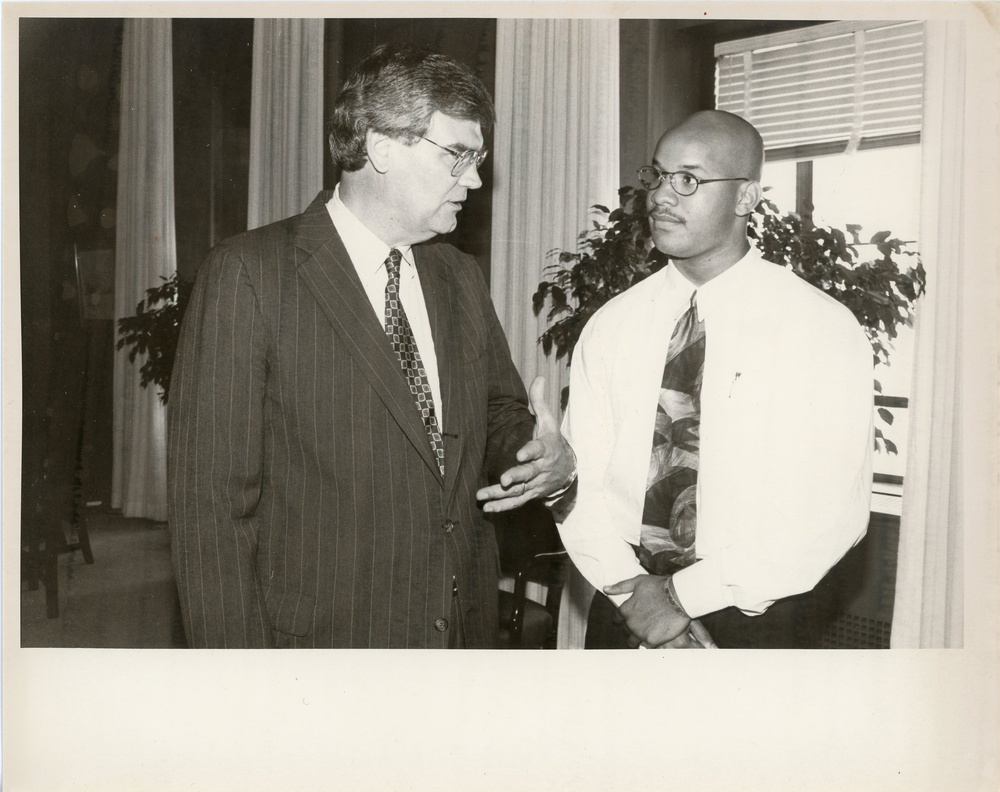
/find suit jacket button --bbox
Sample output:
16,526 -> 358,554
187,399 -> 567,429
443,520 -> 455,533
434,618 -> 449,632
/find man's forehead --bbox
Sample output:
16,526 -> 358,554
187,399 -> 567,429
653,133 -> 717,172
425,111 -> 483,148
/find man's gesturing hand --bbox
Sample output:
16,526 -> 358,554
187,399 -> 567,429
476,376 -> 576,513
604,574 -> 692,648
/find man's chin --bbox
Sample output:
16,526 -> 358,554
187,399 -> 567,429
431,216 -> 460,237
651,231 -> 683,257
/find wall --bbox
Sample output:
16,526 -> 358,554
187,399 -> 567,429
20,18 -> 124,547
172,19 -> 254,283
619,20 -> 714,189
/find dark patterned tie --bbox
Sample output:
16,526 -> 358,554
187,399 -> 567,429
638,292 -> 705,576
384,248 -> 445,476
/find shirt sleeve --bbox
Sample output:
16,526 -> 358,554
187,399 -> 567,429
557,318 -> 648,607
672,310 -> 874,619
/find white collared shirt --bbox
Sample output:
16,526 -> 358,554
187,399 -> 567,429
558,246 -> 873,618
326,185 -> 443,424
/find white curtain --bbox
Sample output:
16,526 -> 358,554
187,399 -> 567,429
112,19 -> 175,521
491,19 -> 619,649
247,19 -> 324,229
890,20 -> 999,647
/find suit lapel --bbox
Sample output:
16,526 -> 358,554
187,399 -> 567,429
292,193 -> 442,482
416,246 -> 465,497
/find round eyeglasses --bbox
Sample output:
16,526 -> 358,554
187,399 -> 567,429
422,137 -> 489,177
637,166 -> 749,196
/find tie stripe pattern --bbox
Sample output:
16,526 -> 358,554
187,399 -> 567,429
384,248 -> 445,476
638,292 -> 705,576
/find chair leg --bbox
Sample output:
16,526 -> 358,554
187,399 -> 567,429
76,514 -> 95,565
509,571 -> 528,647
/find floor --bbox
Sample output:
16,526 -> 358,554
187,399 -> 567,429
20,510 -> 187,648
18,508 -> 897,650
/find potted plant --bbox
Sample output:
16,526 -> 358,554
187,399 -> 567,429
115,273 -> 192,405
533,187 -> 926,453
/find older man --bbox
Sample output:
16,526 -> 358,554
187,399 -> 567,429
168,45 -> 573,649
557,111 -> 873,649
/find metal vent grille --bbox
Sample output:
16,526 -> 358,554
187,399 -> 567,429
822,612 -> 891,649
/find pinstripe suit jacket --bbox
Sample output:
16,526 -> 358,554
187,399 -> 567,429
167,191 -> 534,648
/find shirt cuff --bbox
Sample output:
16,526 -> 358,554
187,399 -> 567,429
670,558 -> 734,619
545,477 -> 578,523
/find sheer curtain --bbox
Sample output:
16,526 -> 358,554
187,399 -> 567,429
112,19 -> 175,521
890,20 -> 999,648
491,19 -> 619,649
247,19 -> 324,230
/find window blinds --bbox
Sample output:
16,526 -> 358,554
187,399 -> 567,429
715,21 -> 924,159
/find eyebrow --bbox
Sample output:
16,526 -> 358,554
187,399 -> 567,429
441,140 -> 482,154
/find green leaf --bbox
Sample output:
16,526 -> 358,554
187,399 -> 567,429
877,407 -> 894,425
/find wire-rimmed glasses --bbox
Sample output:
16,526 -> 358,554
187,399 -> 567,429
422,137 -> 489,177
637,166 -> 748,196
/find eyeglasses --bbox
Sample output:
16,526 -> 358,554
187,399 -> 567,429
637,166 -> 749,196
421,137 -> 489,177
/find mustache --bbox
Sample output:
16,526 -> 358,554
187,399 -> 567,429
650,209 -> 685,224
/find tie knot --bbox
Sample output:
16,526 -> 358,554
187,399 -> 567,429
385,248 -> 403,281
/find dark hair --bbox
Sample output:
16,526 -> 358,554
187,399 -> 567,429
328,45 -> 496,172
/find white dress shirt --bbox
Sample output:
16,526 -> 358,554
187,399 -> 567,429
558,246 -> 873,619
326,185 -> 443,424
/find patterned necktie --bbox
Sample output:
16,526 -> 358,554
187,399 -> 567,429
638,292 -> 705,576
384,248 -> 445,476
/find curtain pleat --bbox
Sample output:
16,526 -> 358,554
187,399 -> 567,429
112,19 -> 175,521
247,19 -> 324,229
491,19 -> 619,649
891,20 -> 998,648
491,18 -> 619,415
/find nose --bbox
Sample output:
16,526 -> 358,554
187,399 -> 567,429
650,177 -> 678,207
458,162 -> 483,190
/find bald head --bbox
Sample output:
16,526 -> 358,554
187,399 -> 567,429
665,110 -> 764,181
646,110 -> 765,285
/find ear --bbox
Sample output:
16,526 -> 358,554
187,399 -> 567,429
735,180 -> 763,218
366,130 -> 393,174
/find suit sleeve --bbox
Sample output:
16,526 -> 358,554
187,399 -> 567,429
467,265 -> 534,481
167,243 -> 272,648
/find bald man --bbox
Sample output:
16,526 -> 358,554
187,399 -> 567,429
556,111 -> 873,649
